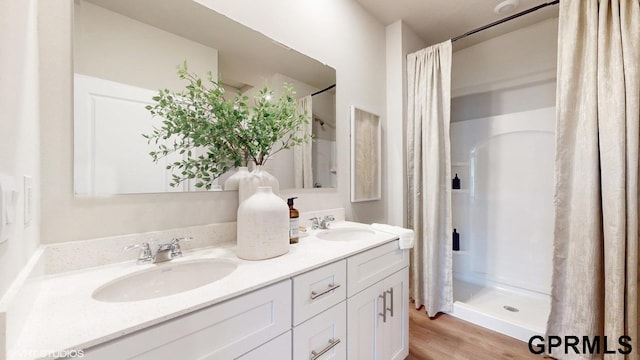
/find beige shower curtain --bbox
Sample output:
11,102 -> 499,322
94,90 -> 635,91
548,1 -> 639,359
407,41 -> 453,317
294,95 -> 313,188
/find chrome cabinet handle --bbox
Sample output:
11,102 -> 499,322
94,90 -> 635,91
379,293 -> 387,323
386,287 -> 394,318
310,338 -> 341,360
310,283 -> 341,300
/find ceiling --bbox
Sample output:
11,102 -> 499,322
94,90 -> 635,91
355,0 -> 559,49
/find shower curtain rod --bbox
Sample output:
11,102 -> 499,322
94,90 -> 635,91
451,0 -> 559,42
311,84 -> 336,96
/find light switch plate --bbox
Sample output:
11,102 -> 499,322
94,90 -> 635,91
0,174 -> 17,244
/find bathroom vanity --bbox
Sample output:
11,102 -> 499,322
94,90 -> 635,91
4,221 -> 409,360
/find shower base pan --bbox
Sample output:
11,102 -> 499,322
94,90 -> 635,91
450,277 -> 550,342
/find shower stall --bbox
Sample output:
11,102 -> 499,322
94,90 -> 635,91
403,1 -> 558,340
448,106 -> 555,342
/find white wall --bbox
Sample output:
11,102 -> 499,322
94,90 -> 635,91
74,1 -> 219,91
451,18 -> 558,122
385,21 -> 425,227
195,0 -> 387,224
39,0 -> 387,244
452,18 -> 558,95
451,80 -> 556,122
0,0 -> 40,296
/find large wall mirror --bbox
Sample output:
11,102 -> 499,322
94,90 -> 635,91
73,0 -> 337,196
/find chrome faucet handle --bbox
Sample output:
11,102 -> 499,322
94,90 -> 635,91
309,217 -> 321,230
320,215 -> 335,229
124,242 -> 153,264
170,237 -> 192,258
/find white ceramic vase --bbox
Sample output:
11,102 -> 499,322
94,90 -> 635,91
238,165 -> 280,204
223,167 -> 250,191
236,186 -> 289,260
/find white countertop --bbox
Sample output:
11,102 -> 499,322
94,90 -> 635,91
9,222 -> 398,359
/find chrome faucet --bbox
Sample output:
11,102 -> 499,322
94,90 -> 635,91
153,242 -> 174,263
124,237 -> 192,264
310,215 -> 335,230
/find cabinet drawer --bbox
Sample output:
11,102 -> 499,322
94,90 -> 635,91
292,260 -> 346,326
237,330 -> 291,360
347,240 -> 408,297
83,280 -> 291,360
293,302 -> 346,360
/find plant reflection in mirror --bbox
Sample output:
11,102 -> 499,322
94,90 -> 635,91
143,62 -> 311,190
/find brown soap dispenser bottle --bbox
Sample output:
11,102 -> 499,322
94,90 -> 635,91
288,197 -> 299,244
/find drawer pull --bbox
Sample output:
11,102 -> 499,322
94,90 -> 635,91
310,338 -> 341,360
386,287 -> 394,317
310,283 -> 341,300
379,293 -> 387,323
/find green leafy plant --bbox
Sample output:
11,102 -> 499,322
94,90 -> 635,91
144,62 -> 311,190
244,85 -> 311,166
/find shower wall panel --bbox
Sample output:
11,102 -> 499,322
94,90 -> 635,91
451,107 -> 555,294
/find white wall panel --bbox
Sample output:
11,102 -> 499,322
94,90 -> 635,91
451,107 -> 555,294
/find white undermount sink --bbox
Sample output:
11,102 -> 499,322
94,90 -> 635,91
315,227 -> 376,241
92,259 -> 237,303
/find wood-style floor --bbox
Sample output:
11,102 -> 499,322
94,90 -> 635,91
408,306 -> 545,360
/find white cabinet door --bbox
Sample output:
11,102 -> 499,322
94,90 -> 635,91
382,267 -> 409,360
294,302 -> 346,360
346,267 -> 409,360
236,331 -> 291,360
346,281 -> 384,360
